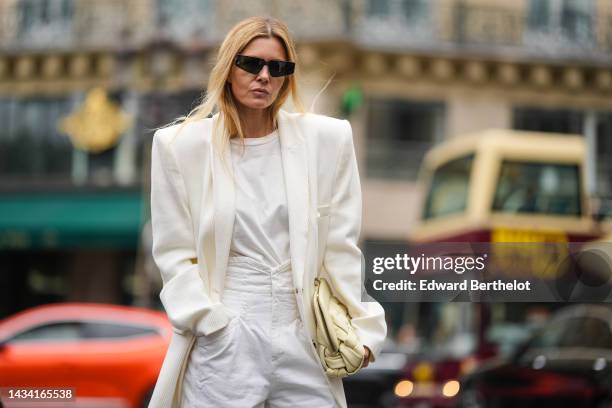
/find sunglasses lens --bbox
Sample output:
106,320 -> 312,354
236,56 -> 264,75
269,61 -> 295,77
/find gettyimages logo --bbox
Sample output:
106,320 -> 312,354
371,253 -> 487,275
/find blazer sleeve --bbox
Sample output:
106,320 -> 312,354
322,120 -> 387,362
150,129 -> 232,336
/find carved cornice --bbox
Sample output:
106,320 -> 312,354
0,42 -> 610,96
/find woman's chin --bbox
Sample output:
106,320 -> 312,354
240,100 -> 272,111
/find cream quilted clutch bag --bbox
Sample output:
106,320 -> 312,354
312,277 -> 365,378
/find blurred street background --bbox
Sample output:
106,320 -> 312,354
1,1 -> 612,407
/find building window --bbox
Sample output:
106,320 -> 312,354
596,114 -> 612,196
366,98 -> 444,180
366,0 -> 390,17
0,91 -> 205,187
400,0 -> 428,22
561,0 -> 593,42
0,97 -> 73,179
527,0 -> 593,42
158,0 -> 211,39
365,0 -> 427,21
527,0 -> 552,32
0,93 -> 138,187
18,0 -> 74,40
513,107 -> 584,134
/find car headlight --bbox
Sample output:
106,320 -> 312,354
394,380 -> 414,398
442,380 -> 460,398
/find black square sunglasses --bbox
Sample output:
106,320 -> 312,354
234,55 -> 295,77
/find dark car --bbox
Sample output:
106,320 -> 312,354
344,338 -> 410,408
456,304 -> 612,408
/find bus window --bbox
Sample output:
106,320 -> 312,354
423,154 -> 474,220
492,161 -> 581,216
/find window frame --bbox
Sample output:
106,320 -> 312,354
422,153 -> 475,220
3,319 -> 162,344
491,160 -> 583,217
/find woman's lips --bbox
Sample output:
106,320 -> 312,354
252,89 -> 269,96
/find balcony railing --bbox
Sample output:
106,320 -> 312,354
0,0 -> 350,52
451,4 -> 524,47
0,0 -> 152,51
355,2 -> 612,61
0,0 -> 611,61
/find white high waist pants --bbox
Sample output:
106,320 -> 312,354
180,256 -> 337,407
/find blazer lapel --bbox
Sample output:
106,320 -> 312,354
211,114 -> 235,295
210,110 -> 310,293
278,110 -> 310,291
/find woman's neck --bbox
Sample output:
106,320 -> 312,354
237,106 -> 275,138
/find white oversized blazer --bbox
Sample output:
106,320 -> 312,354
148,109 -> 387,408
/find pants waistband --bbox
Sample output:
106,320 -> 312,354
227,256 -> 291,273
225,256 -> 294,295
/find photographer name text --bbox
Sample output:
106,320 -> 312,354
372,279 -> 531,292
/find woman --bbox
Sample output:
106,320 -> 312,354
148,16 -> 387,408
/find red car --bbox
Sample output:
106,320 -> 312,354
0,303 -> 172,408
456,305 -> 612,408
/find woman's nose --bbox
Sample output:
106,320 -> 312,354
256,65 -> 270,81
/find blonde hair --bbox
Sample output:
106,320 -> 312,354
163,16 -> 306,167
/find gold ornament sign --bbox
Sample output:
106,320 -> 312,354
59,87 -> 131,153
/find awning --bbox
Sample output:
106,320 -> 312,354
0,191 -> 144,250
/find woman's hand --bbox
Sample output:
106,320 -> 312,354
363,346 -> 371,368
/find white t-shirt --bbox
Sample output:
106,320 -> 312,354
228,129 -> 291,268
